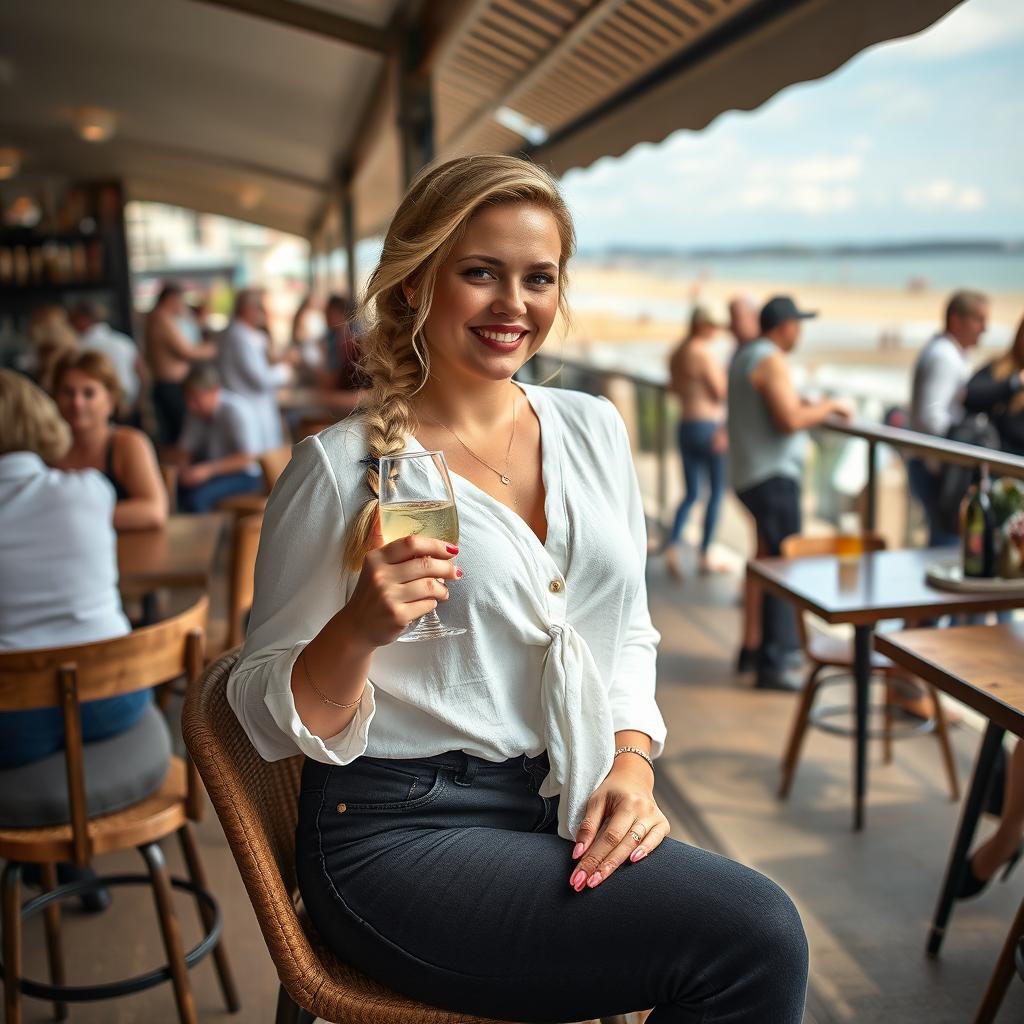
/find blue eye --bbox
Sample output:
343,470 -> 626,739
527,273 -> 555,287
463,266 -> 494,280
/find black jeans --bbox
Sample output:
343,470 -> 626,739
296,752 -> 808,1023
737,475 -> 802,675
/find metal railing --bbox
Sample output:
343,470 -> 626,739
526,351 -> 1024,539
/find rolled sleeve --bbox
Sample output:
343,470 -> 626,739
226,434 -> 373,763
601,399 -> 667,758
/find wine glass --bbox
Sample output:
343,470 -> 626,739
378,450 -> 466,642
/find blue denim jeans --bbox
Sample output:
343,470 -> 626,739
178,470 -> 263,514
0,691 -> 151,769
296,751 -> 808,1023
670,420 -> 726,553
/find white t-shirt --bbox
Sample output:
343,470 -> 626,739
0,453 -> 130,650
228,384 -> 666,840
217,320 -> 291,452
178,389 -> 262,476
80,322 -> 141,406
910,332 -> 972,437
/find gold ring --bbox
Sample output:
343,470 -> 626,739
630,830 -> 642,844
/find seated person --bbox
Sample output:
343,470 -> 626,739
0,370 -> 151,767
173,361 -> 266,513
52,349 -> 168,531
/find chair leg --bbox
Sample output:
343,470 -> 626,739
882,681 -> 894,765
139,841 -> 198,1024
2,861 -> 23,1024
778,665 -> 824,799
177,824 -> 241,1013
929,685 -> 961,803
275,984 -> 300,1024
39,862 -> 68,1021
972,895 -> 1024,1024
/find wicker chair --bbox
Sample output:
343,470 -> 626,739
182,650 -> 633,1024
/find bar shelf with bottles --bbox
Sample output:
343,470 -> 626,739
0,180 -> 133,334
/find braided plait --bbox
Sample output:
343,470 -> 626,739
340,154 -> 576,571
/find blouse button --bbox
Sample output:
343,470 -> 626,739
549,579 -> 563,593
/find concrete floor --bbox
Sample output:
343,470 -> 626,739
7,546 -> 1024,1023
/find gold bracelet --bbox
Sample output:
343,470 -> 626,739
300,652 -> 364,709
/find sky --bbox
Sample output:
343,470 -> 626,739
559,0 -> 1024,251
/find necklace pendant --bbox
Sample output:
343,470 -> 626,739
500,474 -> 511,485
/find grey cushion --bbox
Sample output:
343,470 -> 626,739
0,703 -> 172,828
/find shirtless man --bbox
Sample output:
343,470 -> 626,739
145,283 -> 216,444
664,306 -> 728,579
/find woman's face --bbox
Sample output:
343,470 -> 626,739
419,202 -> 562,385
57,369 -> 114,434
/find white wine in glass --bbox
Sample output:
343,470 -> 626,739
378,451 -> 466,642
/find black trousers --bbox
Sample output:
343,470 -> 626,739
737,475 -> 802,675
296,752 -> 808,1023
152,379 -> 186,445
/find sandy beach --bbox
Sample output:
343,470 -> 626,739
562,263 -> 1024,364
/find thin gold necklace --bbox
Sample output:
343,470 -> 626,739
422,393 -> 519,487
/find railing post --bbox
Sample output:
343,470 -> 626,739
656,386 -> 668,537
865,439 -> 877,533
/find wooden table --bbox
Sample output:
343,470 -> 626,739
118,514 -> 226,590
748,548 -> 1024,830
877,624 -> 1024,1021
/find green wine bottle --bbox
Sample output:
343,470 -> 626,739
962,465 -> 996,578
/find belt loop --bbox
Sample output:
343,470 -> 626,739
454,753 -> 477,787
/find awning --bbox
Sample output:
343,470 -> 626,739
0,0 -> 965,241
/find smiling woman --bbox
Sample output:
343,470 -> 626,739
227,154 -> 808,1023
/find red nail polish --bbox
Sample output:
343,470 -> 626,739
455,568 -> 464,578
446,544 -> 459,554
572,841 -> 585,860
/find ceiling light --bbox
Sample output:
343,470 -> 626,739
238,184 -> 264,210
0,147 -> 20,180
72,107 -> 118,143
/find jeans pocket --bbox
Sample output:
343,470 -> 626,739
329,757 -> 447,812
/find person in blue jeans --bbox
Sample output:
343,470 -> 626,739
665,307 -> 728,579
172,361 -> 267,513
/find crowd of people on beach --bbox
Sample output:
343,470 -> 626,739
663,288 -> 1024,691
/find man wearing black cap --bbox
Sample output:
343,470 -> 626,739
728,295 -> 852,690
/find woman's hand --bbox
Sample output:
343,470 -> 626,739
568,756 -> 670,892
342,532 -> 462,649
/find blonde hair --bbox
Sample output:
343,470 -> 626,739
0,369 -> 72,463
342,153 -> 576,570
51,348 -> 123,409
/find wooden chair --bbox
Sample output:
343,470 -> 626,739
777,534 -> 959,802
0,596 -> 238,1024
182,650 -> 629,1024
972,898 -> 1024,1023
227,513 -> 261,651
159,463 -> 178,514
215,445 -> 293,518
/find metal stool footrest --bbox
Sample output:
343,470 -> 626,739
808,671 -> 936,740
0,872 -> 221,1002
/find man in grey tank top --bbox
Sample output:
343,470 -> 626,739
728,296 -> 852,690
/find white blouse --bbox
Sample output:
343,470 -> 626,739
228,383 -> 666,839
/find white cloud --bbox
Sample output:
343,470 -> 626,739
884,0 -> 1024,60
903,178 -> 987,210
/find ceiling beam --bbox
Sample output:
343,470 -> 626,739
189,0 -> 397,54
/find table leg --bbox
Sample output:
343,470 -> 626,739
853,625 -> 872,831
927,721 -> 1005,957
